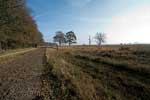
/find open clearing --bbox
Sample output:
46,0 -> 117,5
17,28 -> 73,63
46,45 -> 150,100
0,45 -> 150,100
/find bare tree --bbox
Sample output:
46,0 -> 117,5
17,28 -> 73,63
95,32 -> 106,46
53,31 -> 66,46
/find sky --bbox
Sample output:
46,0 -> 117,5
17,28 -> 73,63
26,0 -> 150,44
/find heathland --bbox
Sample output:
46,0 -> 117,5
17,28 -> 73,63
45,45 -> 150,100
0,45 -> 150,100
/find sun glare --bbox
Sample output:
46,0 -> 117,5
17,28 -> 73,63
107,5 -> 150,44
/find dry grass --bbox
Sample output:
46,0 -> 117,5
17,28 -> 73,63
46,45 -> 150,100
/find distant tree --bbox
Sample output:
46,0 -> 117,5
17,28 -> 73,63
53,31 -> 66,46
89,35 -> 92,46
95,32 -> 106,46
65,31 -> 77,46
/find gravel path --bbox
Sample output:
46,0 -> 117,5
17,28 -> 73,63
0,48 -> 46,100
0,48 -> 36,58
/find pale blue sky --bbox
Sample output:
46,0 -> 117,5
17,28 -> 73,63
26,0 -> 150,44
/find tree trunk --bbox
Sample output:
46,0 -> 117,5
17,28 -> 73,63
56,44 -> 58,51
98,41 -> 101,47
59,41 -> 61,46
69,42 -> 71,46
0,42 -> 2,51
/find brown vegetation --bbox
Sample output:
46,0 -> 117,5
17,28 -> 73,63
0,45 -> 149,100
0,0 -> 43,50
46,45 -> 150,100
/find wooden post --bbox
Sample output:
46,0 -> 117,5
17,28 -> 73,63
89,36 -> 91,46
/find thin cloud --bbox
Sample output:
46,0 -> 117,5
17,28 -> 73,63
65,0 -> 92,7
34,12 -> 50,19
77,17 -> 113,23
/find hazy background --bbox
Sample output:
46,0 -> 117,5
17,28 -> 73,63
26,0 -> 150,44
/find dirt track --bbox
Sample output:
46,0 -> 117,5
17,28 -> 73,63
0,48 -> 46,100
0,48 -> 36,58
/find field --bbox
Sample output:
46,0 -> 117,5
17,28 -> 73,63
0,45 -> 150,100
45,45 -> 150,100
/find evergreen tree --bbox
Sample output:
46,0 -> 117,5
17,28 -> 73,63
65,31 -> 77,46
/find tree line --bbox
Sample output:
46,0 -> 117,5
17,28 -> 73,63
53,31 -> 106,46
0,0 -> 43,50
